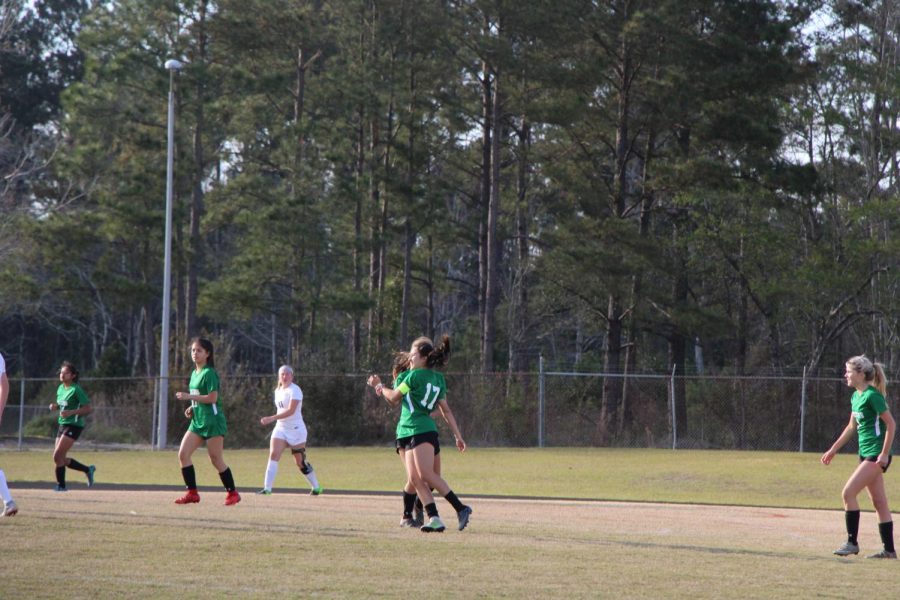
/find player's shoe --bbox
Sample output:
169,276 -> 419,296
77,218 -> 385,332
54,485 -> 68,492
2,500 -> 17,517
456,505 -> 473,531
412,506 -> 425,527
87,465 -> 96,487
224,490 -> 241,506
174,489 -> 200,504
420,516 -> 446,533
866,550 -> 897,559
310,486 -> 323,496
400,516 -> 417,527
256,489 -> 272,495
833,541 -> 860,556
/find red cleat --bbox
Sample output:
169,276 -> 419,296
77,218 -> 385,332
224,490 -> 241,506
174,489 -> 200,504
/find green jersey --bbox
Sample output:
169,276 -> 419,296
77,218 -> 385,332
56,383 -> 90,427
395,368 -> 446,438
188,366 -> 227,438
852,386 -> 890,457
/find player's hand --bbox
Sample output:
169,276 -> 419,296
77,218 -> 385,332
260,416 -> 272,426
367,374 -> 381,387
821,450 -> 835,465
175,391 -> 186,400
877,453 -> 889,467
48,403 -> 57,411
455,436 -> 466,452
184,406 -> 193,419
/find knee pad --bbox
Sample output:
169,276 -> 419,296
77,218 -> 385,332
292,448 -> 313,474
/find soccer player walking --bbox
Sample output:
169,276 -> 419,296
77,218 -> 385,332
49,361 -> 96,492
257,365 -> 322,496
367,335 -> 472,533
173,337 -> 240,506
822,355 -> 896,559
0,351 -> 18,515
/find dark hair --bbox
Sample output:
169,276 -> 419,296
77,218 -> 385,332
412,335 -> 451,369
191,337 -> 215,368
60,361 -> 80,383
391,351 -> 410,379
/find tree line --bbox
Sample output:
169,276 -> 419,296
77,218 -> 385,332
2,1 -> 900,439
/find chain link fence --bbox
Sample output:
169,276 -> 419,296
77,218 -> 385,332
0,370 -> 858,452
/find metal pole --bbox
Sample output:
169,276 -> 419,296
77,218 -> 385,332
157,59 -> 182,450
671,364 -> 677,450
16,378 -> 25,451
538,353 -> 545,448
800,366 -> 807,453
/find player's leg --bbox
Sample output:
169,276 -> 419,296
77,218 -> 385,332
61,427 -> 93,485
0,469 -> 16,516
835,460 -> 881,554
207,435 -> 239,505
174,430 -> 204,503
407,446 -> 443,532
290,445 -> 321,494
865,468 -> 896,558
260,435 -> 287,493
52,432 -> 75,491
411,436 -> 471,531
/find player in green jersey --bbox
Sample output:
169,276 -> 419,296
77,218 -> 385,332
368,335 -> 472,533
49,361 -> 96,492
822,355 -> 896,559
173,338 -> 240,506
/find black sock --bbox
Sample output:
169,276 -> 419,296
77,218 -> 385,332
181,465 -> 197,490
55,465 -> 66,487
846,510 -> 861,544
425,502 -> 438,518
67,458 -> 90,473
402,492 -> 417,518
414,497 -> 424,513
219,467 -> 236,492
879,521 -> 895,553
444,490 -> 465,512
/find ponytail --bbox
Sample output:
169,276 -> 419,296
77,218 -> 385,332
412,334 -> 451,369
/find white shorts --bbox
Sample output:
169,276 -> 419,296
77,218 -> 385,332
272,423 -> 308,447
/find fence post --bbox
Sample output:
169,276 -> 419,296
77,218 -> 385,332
17,378 -> 25,451
671,364 -> 677,450
538,353 -> 545,448
800,366 -> 807,453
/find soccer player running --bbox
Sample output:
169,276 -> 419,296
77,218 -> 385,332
367,335 -> 472,532
0,351 -> 18,515
257,365 -> 322,496
173,337 -> 240,506
822,355 -> 896,559
49,361 -> 96,492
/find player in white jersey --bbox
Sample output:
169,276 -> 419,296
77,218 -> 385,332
257,365 -> 322,495
0,352 -> 19,516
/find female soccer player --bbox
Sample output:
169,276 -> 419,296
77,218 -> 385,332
49,361 -> 96,492
367,335 -> 472,533
822,355 -> 896,559
0,351 -> 18,515
257,365 -> 322,496
173,337 -> 240,506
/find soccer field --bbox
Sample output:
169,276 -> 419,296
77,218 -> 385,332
3,447 -> 900,598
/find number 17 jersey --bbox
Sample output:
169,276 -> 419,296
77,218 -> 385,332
395,368 -> 446,438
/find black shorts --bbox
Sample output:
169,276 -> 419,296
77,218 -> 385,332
860,454 -> 892,473
395,431 -> 440,455
57,425 -> 84,441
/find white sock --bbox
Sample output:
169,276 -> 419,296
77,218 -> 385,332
0,469 -> 12,503
263,460 -> 278,491
304,469 -> 320,490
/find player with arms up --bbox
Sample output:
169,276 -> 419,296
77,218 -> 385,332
257,365 -> 322,496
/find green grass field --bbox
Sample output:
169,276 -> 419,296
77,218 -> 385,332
3,447 -> 900,598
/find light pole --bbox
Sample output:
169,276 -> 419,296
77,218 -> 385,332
157,58 -> 183,450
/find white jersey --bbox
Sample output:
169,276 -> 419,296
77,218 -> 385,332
273,383 -> 305,430
0,352 -> 5,376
